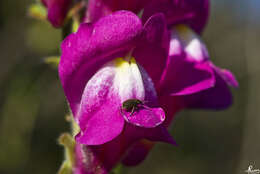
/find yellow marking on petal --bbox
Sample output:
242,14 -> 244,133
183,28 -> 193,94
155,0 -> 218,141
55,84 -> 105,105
115,57 -> 127,68
114,57 -> 137,70
175,24 -> 190,32
130,57 -> 137,64
115,57 -> 137,65
174,24 -> 194,42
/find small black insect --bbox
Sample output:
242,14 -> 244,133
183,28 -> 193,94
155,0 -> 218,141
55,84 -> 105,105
121,99 -> 144,116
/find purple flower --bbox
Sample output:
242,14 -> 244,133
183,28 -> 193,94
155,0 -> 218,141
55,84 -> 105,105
59,11 -> 176,171
142,0 -> 210,34
74,57 -> 174,145
167,25 -> 238,110
137,0 -> 237,111
121,0 -> 237,165
122,25 -> 238,167
58,1 -> 238,169
133,25 -> 216,102
86,0 -> 153,22
41,0 -> 72,27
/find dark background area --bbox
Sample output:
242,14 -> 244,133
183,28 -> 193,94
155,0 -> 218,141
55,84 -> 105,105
0,0 -> 259,174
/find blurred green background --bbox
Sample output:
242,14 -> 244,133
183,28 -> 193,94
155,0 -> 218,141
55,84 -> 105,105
0,0 -> 259,174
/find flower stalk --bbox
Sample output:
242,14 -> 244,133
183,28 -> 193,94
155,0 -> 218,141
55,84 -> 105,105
58,133 -> 75,174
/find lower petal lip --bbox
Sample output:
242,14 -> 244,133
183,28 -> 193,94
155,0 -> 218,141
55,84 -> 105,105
122,106 -> 166,128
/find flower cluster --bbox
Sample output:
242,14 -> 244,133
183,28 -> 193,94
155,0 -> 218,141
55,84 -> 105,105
41,0 -> 238,173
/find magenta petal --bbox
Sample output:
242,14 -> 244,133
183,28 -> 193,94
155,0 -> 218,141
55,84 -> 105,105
86,0 -> 113,23
122,140 -> 153,166
170,62 -> 215,95
42,0 -> 72,27
74,144 -> 108,174
123,107 -> 165,128
134,13 -> 169,86
143,125 -> 176,145
86,0 -> 151,22
75,66 -> 125,145
121,99 -> 180,166
158,49 -> 215,96
157,27 -> 215,96
142,0 -> 209,33
123,123 -> 176,145
213,66 -> 239,88
179,69 -> 234,110
75,104 -> 124,145
141,13 -> 167,44
59,11 -> 142,116
126,123 -> 176,145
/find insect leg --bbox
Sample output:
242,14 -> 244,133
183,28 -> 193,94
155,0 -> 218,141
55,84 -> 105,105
129,106 -> 135,117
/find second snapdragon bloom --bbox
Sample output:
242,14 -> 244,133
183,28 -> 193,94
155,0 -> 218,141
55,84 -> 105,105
41,0 -> 72,27
86,0 -> 152,22
122,0 -> 238,166
169,25 -> 238,109
142,0 -> 209,33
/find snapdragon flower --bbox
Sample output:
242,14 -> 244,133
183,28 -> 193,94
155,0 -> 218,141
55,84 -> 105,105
41,0 -> 72,27
140,0 -> 237,112
122,0 -> 238,166
86,0 -> 153,22
142,0 -> 209,33
169,25 -> 238,110
59,11 -> 177,172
